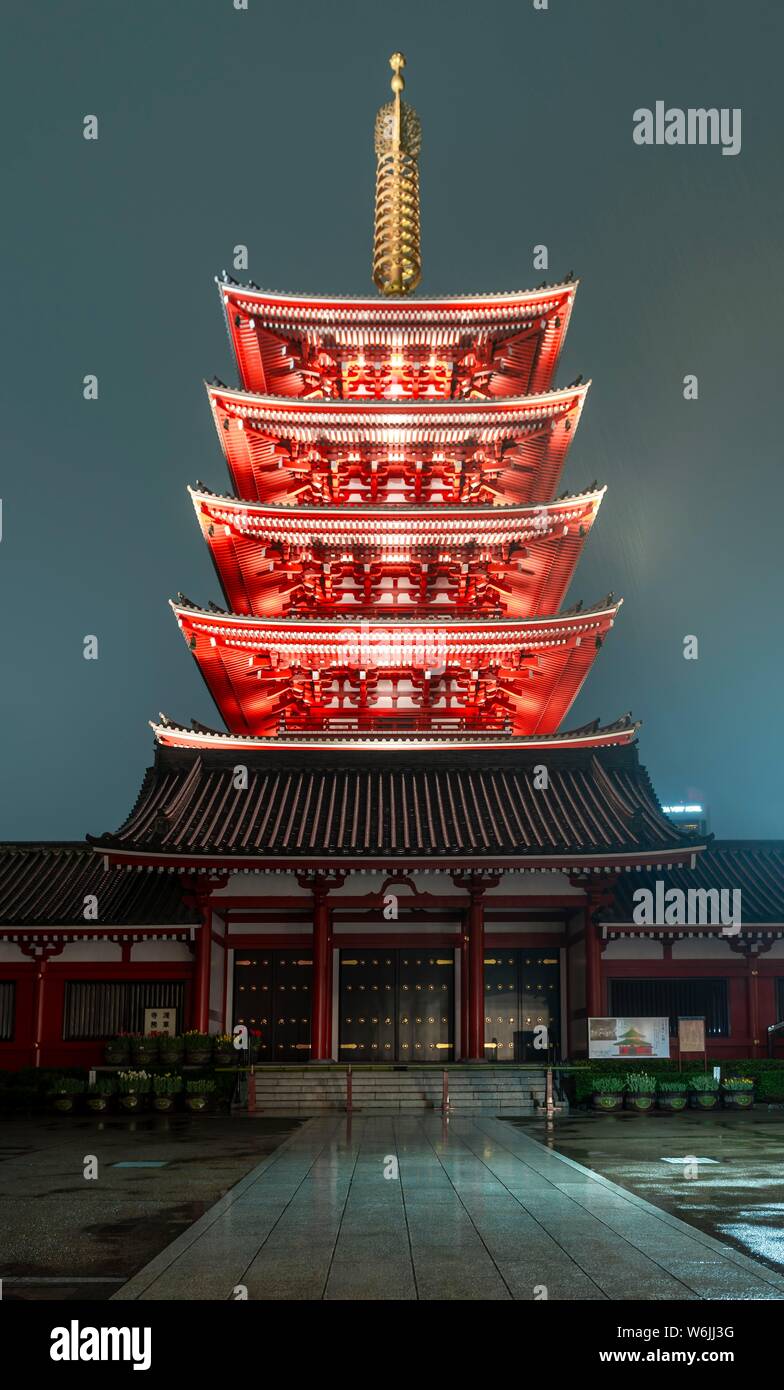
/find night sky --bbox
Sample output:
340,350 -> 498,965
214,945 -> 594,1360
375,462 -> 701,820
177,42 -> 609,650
1,0 -> 782,841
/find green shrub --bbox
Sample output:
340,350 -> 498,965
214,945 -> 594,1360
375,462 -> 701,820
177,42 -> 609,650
185,1078 -> 216,1095
755,1073 -> 784,1102
689,1073 -> 719,1092
657,1077 -> 688,1093
591,1074 -> 624,1093
48,1076 -> 86,1095
116,1069 -> 151,1093
152,1073 -> 183,1095
87,1077 -> 115,1096
625,1072 -> 657,1093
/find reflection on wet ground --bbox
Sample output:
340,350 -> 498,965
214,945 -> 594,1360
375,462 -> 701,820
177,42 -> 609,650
510,1110 -> 784,1275
0,1114 -> 300,1300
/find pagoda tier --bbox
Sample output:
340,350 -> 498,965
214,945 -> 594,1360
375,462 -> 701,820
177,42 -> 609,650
207,383 -> 588,507
218,279 -> 578,399
172,598 -> 620,738
190,485 -> 604,620
151,712 -> 639,753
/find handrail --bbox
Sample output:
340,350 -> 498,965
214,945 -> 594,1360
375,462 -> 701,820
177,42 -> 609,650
768,1020 -> 784,1057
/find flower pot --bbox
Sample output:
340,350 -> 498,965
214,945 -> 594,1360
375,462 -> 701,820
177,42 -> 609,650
51,1095 -> 76,1114
119,1092 -> 146,1113
184,1095 -> 210,1113
689,1092 -> 718,1109
86,1095 -> 110,1113
184,1048 -> 211,1067
213,1049 -> 234,1067
158,1048 -> 183,1067
152,1095 -> 176,1113
723,1090 -> 753,1110
657,1093 -> 687,1112
592,1093 -> 623,1112
104,1042 -> 130,1066
625,1093 -> 655,1113
131,1042 -> 159,1066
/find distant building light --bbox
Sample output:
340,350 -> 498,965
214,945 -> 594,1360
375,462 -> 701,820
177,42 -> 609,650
662,804 -> 703,814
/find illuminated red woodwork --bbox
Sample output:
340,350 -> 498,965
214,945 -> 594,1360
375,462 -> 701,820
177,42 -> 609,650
172,599 -> 621,738
190,485 -> 605,620
206,384 -> 588,507
218,280 -> 578,398
162,279 -> 622,750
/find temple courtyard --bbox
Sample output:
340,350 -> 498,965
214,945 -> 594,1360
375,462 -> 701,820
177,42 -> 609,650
2,1111 -> 784,1301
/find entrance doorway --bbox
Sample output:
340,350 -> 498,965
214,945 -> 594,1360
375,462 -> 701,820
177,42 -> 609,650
484,949 -> 561,1060
339,949 -> 454,1061
233,951 -> 312,1061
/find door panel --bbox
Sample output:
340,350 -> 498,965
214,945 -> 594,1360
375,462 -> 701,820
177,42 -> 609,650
398,953 -> 454,1061
340,950 -> 454,1061
484,949 -> 561,1061
339,954 -> 395,1060
233,951 -> 312,1061
483,955 -> 519,1060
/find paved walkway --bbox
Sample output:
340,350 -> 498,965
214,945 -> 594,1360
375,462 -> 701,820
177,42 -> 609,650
113,1116 -> 784,1301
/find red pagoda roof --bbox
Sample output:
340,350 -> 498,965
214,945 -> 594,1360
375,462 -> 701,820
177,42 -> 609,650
218,278 -> 578,398
172,597 -> 621,738
190,485 -> 605,620
207,382 -> 588,506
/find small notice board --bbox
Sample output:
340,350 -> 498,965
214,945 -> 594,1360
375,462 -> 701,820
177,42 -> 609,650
678,1015 -> 706,1069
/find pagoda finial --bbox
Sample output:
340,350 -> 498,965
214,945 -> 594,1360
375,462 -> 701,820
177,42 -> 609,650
372,51 -> 422,296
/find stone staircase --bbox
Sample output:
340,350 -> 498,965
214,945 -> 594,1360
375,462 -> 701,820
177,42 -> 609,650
244,1067 -> 562,1116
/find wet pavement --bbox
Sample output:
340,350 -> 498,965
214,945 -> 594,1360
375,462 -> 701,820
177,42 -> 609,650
511,1110 -> 784,1277
111,1115 -> 784,1301
0,1114 -> 299,1299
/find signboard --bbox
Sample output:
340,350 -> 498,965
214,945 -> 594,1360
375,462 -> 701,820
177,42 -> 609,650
143,1007 -> 177,1037
678,1016 -> 706,1053
588,1016 -> 670,1060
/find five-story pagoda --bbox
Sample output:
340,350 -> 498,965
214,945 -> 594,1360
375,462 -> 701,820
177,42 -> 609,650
94,57 -> 701,1066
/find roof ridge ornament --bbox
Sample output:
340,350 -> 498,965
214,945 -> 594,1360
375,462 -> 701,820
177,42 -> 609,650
372,52 -> 422,297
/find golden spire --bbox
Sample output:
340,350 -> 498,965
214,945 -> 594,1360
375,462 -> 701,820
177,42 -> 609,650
372,52 -> 422,296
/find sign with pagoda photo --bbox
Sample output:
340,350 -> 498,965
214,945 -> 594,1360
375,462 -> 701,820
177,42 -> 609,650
588,1017 -> 670,1060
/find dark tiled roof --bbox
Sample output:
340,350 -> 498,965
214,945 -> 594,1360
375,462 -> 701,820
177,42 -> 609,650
602,843 -> 784,926
0,843 -> 198,927
89,744 -> 701,866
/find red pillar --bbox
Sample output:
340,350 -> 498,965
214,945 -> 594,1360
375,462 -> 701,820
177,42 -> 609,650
32,955 -> 47,1069
748,961 -> 760,1059
466,885 -> 487,1062
459,933 -> 470,1061
584,902 -> 603,1020
310,884 -> 332,1062
192,903 -> 212,1034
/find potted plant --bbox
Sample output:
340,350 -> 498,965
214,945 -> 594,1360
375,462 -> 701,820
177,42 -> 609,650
104,1033 -> 131,1066
130,1033 -> 160,1066
184,1077 -> 216,1113
158,1033 -> 184,1066
183,1030 -> 212,1066
657,1077 -> 688,1112
688,1073 -> 720,1110
213,1033 -> 235,1066
116,1069 -> 151,1113
591,1074 -> 625,1112
85,1077 -> 115,1113
624,1072 -> 657,1113
49,1076 -> 86,1114
722,1076 -> 754,1110
151,1072 -> 183,1113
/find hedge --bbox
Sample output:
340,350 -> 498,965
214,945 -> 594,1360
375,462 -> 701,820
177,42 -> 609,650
564,1059 -> 784,1106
